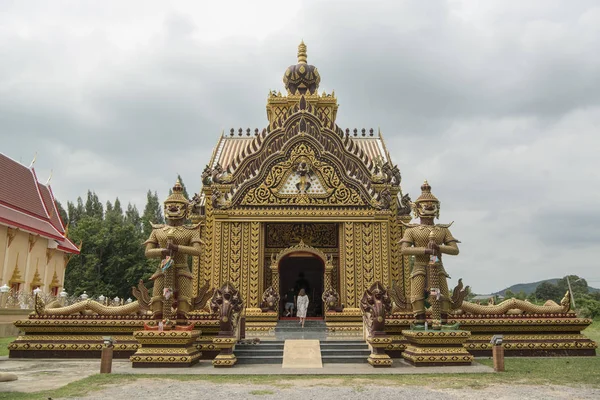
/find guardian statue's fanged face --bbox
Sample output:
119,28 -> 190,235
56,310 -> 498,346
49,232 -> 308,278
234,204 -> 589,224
413,200 -> 440,219
164,179 -> 189,222
413,180 -> 441,220
164,201 -> 187,221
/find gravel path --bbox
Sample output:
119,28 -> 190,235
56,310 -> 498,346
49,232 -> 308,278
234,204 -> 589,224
70,378 -> 600,400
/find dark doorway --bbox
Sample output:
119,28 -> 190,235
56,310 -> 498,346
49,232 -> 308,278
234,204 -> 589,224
279,255 -> 324,318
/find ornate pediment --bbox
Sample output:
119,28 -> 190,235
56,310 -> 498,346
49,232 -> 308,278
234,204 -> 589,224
240,143 -> 365,206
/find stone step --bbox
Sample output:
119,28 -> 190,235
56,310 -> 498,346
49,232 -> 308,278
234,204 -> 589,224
319,341 -> 368,348
235,349 -> 284,357
276,320 -> 326,325
236,355 -> 283,365
274,327 -> 328,333
322,354 -> 369,363
275,325 -> 326,329
320,348 -> 370,356
236,343 -> 284,350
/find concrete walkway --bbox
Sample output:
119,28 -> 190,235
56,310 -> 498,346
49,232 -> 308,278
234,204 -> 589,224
0,356 -> 493,393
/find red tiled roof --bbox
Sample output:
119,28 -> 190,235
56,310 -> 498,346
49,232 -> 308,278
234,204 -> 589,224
38,183 -> 66,234
38,183 -> 80,253
0,153 -> 48,218
0,153 -> 79,254
0,203 -> 63,240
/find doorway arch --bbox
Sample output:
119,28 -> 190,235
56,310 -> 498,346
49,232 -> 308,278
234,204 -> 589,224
269,240 -> 334,316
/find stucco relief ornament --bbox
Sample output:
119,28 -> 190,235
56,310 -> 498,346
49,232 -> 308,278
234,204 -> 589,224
294,160 -> 312,193
371,156 -> 387,183
201,165 -> 212,185
211,188 -> 231,210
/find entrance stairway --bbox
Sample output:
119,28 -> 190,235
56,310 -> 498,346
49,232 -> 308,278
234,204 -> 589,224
320,341 -> 370,363
236,320 -> 370,364
274,319 -> 328,340
236,341 -> 284,365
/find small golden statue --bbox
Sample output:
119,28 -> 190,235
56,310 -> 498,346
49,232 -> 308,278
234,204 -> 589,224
144,179 -> 203,320
400,181 -> 460,326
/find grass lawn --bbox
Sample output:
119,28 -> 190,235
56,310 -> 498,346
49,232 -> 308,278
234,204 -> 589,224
0,337 -> 15,357
584,318 -> 600,355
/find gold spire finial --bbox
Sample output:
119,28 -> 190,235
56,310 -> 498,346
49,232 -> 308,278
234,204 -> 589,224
29,152 -> 37,168
298,40 -> 307,64
45,170 -> 53,185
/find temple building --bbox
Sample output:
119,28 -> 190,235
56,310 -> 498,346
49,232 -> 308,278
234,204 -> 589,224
0,153 -> 79,296
8,42 -> 597,363
192,41 -> 413,318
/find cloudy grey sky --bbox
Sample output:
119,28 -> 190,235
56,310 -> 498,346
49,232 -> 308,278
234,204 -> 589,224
2,0 -> 599,293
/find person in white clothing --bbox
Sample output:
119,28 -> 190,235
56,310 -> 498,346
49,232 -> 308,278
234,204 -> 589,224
296,288 -> 309,328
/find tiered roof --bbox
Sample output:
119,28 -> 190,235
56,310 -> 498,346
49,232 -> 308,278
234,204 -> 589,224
210,127 -> 391,172
201,42 -> 404,211
0,153 -> 79,254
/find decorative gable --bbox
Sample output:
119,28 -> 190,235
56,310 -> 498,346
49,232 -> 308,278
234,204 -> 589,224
240,143 -> 365,206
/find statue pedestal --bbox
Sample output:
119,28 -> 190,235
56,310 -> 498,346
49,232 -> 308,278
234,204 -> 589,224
401,329 -> 473,367
130,330 -> 201,368
366,335 -> 393,367
212,336 -> 238,367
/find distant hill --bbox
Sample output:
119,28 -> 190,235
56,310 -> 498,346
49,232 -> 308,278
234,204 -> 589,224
494,278 -> 600,296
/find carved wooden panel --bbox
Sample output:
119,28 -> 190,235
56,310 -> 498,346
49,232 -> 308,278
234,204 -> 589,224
265,223 -> 337,248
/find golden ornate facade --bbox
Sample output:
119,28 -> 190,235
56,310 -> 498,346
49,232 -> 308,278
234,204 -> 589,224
191,42 -> 413,315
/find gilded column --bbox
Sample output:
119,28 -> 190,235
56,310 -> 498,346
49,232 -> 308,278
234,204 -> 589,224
354,223 -> 363,306
239,223 -> 249,301
362,223 -> 374,289
212,221 -> 222,289
270,259 -> 279,312
229,222 -> 242,287
343,222 -> 355,308
332,256 -> 339,293
389,216 -> 401,285
201,194 -> 214,292
221,222 -> 231,284
373,223 -> 382,284
381,221 -> 390,287
249,222 -> 261,307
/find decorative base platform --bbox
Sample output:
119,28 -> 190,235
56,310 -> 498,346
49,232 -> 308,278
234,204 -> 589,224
130,330 -> 202,368
212,336 -> 238,367
9,315 -> 220,360
366,335 -> 393,367
401,329 -> 473,367
385,313 -> 598,358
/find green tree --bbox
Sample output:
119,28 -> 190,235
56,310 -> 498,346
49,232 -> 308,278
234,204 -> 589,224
515,290 -> 527,300
535,281 -> 561,303
64,214 -> 104,295
66,197 -> 85,227
65,192 -> 157,299
124,203 -> 142,234
557,275 -> 589,297
504,289 -> 515,298
55,200 -> 68,227
576,294 -> 600,319
84,190 -> 104,219
141,190 -> 164,239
